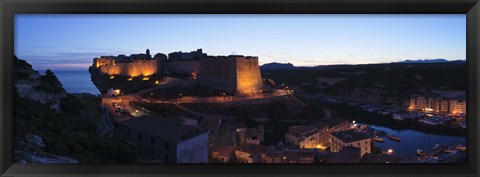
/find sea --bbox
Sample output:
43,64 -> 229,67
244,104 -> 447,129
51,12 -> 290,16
39,70 -> 100,95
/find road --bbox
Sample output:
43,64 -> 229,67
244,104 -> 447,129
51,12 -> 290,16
101,76 -> 293,122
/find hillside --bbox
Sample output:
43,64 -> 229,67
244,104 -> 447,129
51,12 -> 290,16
14,56 -> 145,163
260,62 -> 295,70
262,62 -> 466,104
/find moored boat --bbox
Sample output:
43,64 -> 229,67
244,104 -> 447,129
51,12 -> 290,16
416,149 -> 427,156
456,144 -> 466,151
386,134 -> 401,142
373,136 -> 384,142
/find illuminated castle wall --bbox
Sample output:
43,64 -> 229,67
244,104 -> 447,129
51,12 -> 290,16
197,56 -> 263,95
163,60 -> 200,76
91,49 -> 264,95
94,58 -> 159,77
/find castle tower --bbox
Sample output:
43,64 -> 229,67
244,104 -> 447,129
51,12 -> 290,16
197,55 -> 263,95
146,49 -> 150,56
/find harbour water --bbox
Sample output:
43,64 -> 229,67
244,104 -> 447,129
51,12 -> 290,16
40,70 -> 100,95
367,123 -> 466,162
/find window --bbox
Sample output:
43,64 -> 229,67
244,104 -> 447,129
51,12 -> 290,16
365,141 -> 367,145
365,147 -> 368,150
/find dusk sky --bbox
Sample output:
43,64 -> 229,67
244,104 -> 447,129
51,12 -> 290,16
15,14 -> 465,70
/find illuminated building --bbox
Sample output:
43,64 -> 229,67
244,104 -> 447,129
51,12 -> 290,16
285,122 -> 329,149
409,96 -> 466,114
331,130 -> 371,157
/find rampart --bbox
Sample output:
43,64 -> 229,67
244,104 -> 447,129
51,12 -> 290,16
197,56 -> 263,95
93,58 -> 160,77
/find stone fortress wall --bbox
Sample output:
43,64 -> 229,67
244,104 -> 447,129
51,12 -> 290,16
197,56 -> 237,92
91,49 -> 263,95
94,58 -> 159,77
163,60 -> 200,76
235,56 -> 263,95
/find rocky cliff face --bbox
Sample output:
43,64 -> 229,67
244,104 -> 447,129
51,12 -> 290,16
14,56 -> 67,111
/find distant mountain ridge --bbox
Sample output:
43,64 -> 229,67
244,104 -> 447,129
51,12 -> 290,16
260,62 -> 295,70
395,59 -> 466,63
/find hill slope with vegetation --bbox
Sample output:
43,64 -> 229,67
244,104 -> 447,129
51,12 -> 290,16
14,56 -> 145,163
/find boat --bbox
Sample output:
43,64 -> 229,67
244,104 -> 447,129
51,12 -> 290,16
443,147 -> 456,153
386,134 -> 401,142
456,145 -> 466,151
373,136 -> 384,142
416,149 -> 427,156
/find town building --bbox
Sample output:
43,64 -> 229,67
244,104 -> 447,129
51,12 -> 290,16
211,146 -> 236,163
234,143 -> 270,163
116,116 -> 208,163
323,146 -> 361,163
331,130 -> 371,157
359,153 -> 403,163
225,123 -> 264,146
199,116 -> 222,134
285,122 -> 329,149
409,96 -> 466,114
325,118 -> 350,133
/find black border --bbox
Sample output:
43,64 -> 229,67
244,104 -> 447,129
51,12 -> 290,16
1,0 -> 479,177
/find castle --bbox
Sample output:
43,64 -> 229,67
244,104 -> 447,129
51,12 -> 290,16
90,49 -> 264,95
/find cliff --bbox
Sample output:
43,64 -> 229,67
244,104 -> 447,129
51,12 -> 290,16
14,56 -> 145,163
14,56 -> 67,111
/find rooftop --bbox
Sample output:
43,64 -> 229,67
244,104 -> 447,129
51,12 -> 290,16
359,153 -> 403,163
324,118 -> 349,128
236,143 -> 270,155
325,147 -> 361,163
287,122 -> 328,138
215,146 -> 236,157
199,116 -> 222,131
331,130 -> 371,143
119,116 -> 206,143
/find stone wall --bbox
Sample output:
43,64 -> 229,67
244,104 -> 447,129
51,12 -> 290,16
163,60 -> 200,76
94,58 -> 159,77
235,56 -> 263,95
197,57 -> 236,92
197,56 -> 263,95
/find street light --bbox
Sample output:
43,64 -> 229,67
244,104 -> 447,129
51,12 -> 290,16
387,148 -> 394,154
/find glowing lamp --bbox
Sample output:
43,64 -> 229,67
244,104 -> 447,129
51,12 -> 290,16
127,77 -> 133,81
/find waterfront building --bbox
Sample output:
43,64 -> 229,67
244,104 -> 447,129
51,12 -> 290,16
331,130 -> 371,157
409,96 -> 466,114
285,122 -> 329,149
325,118 -> 350,133
117,116 -> 208,163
